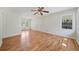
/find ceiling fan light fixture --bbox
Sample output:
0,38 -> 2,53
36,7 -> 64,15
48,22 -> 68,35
32,7 -> 49,15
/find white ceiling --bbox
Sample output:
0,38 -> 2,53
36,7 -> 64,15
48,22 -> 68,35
2,7 -> 75,15
4,7 -> 73,13
45,7 -> 74,13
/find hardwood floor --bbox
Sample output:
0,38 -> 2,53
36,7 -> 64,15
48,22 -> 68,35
0,30 -> 79,51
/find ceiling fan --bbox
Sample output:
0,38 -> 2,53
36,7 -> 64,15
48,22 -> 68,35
32,7 -> 49,15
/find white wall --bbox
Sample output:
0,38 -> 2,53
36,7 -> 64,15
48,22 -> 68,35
32,8 -> 77,38
31,16 -> 44,31
77,8 -> 79,33
0,8 -> 3,47
2,8 -> 33,38
2,8 -> 22,38
2,8 -> 77,40
76,8 -> 79,44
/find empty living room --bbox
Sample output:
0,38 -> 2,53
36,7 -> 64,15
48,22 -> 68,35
0,7 -> 79,51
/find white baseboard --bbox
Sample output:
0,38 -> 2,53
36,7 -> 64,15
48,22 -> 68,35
3,32 -> 21,39
32,28 -> 75,39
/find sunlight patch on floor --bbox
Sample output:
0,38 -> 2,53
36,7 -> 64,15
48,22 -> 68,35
21,30 -> 30,48
61,38 -> 68,48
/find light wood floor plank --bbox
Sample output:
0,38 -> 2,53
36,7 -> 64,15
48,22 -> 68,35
0,30 -> 79,51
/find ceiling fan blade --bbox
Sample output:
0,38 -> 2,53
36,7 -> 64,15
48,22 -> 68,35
40,12 -> 43,15
32,7 -> 49,15
40,7 -> 44,9
38,7 -> 44,11
34,12 -> 38,15
32,10 -> 37,11
42,11 -> 49,13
